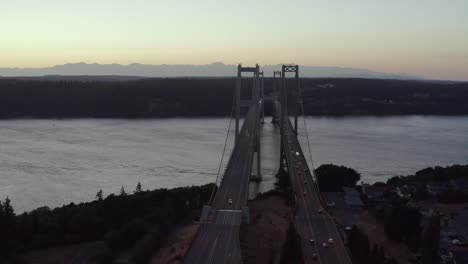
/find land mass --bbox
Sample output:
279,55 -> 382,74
0,62 -> 420,80
1,164 -> 467,263
1,78 -> 468,118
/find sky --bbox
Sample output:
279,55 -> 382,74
1,0 -> 467,80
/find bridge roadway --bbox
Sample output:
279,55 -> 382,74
184,103 -> 258,264
279,104 -> 352,264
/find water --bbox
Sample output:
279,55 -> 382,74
1,116 -> 467,212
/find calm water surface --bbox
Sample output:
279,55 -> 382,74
1,116 -> 467,212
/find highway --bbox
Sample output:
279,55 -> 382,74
184,103 -> 259,264
280,107 -> 353,264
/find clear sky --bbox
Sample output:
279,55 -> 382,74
1,0 -> 467,80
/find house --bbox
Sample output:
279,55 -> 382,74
343,187 -> 363,209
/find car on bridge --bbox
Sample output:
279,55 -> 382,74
228,198 -> 233,204
328,238 -> 334,244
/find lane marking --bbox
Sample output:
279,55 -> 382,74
207,236 -> 219,264
217,209 -> 242,213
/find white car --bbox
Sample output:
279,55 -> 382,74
328,238 -> 334,244
309,239 -> 315,244
228,198 -> 233,204
295,152 -> 300,156
322,242 -> 328,248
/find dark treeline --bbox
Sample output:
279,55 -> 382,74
385,164 -> 468,203
348,226 -> 398,264
0,183 -> 215,264
386,164 -> 468,185
315,164 -> 361,191
1,78 -> 468,118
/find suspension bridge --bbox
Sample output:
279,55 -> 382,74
184,64 -> 352,264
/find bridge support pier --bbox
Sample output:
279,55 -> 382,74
200,205 -> 212,222
237,64 -> 262,182
278,65 -> 300,169
271,71 -> 281,124
252,69 -> 262,181
260,72 -> 265,124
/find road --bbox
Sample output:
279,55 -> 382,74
279,102 -> 352,264
184,103 -> 259,264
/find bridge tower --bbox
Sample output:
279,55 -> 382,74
235,64 -> 262,181
271,71 -> 282,124
259,71 -> 265,124
279,64 -> 300,169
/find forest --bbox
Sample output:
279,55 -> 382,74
0,183 -> 215,264
1,77 -> 468,118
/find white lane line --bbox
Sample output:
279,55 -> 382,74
296,160 -> 324,264
207,236 -> 219,264
309,176 -> 346,264
285,131 -> 323,264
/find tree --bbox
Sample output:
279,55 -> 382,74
120,186 -> 127,196
135,182 -> 142,193
96,189 -> 104,201
348,225 -> 370,263
0,197 -> 16,258
3,197 -> 14,218
383,205 -> 421,250
413,185 -> 430,200
315,164 -> 361,191
421,212 -> 440,264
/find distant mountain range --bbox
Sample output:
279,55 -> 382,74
0,62 -> 420,80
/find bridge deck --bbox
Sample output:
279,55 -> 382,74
184,104 -> 258,264
278,101 -> 352,264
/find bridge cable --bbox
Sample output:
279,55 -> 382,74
299,84 -> 327,200
299,84 -> 317,180
207,91 -> 236,206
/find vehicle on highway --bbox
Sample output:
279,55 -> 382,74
345,226 -> 352,231
228,198 -> 233,204
326,201 -> 336,207
328,238 -> 334,244
312,253 -> 318,260
322,242 -> 328,248
295,151 -> 300,156
309,239 -> 315,244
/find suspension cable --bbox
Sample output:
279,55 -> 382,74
299,84 -> 317,178
299,84 -> 326,199
208,92 -> 236,205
